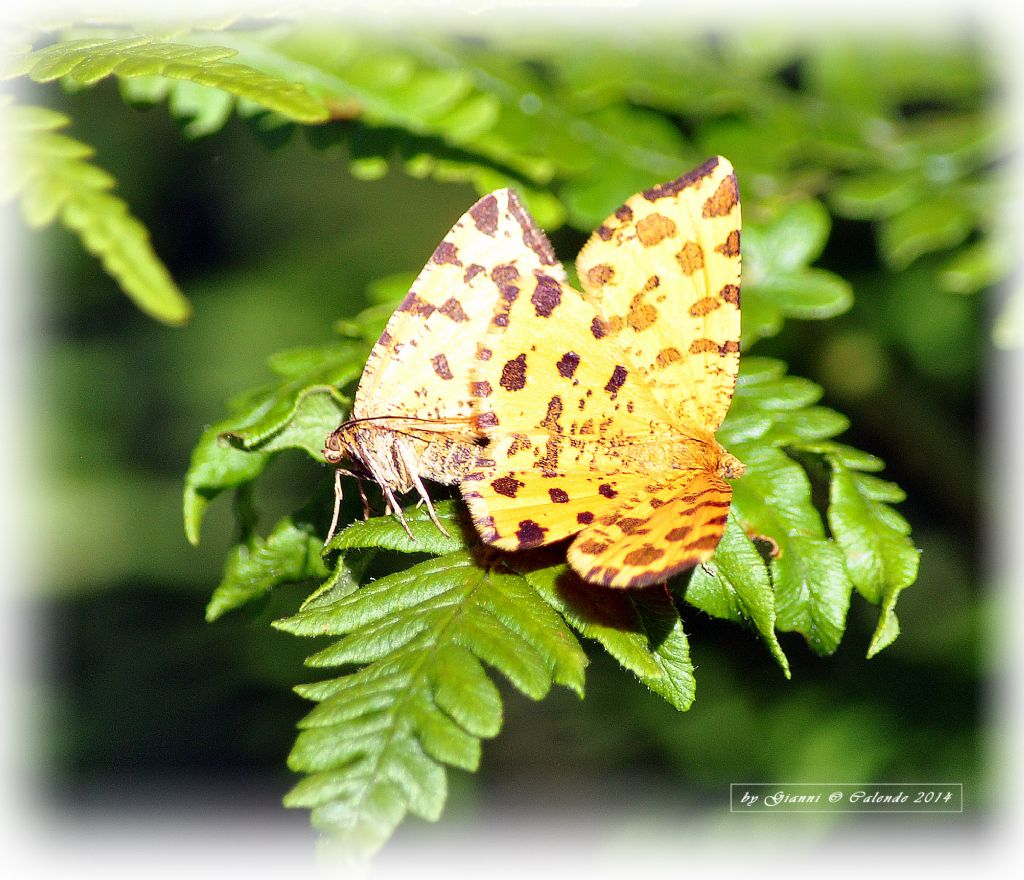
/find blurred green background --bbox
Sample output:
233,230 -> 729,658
24,25 -> 992,844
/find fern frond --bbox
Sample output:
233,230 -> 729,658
824,455 -> 920,657
275,514 -> 588,859
0,100 -> 190,324
173,26 -> 692,229
10,36 -> 328,125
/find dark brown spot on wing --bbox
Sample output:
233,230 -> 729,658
685,337 -> 739,357
617,517 -> 649,535
702,173 -> 739,218
476,412 -> 499,428
491,475 -> 524,497
577,538 -> 612,555
615,204 -> 634,221
604,365 -> 628,398
556,351 -> 580,378
596,225 -> 613,241
470,194 -> 499,234
476,345 -> 492,361
549,488 -> 569,503
577,511 -> 595,524
500,353 -> 528,391
492,263 -> 520,284
438,297 -> 468,322
598,483 -> 618,498
531,275 -> 562,317
432,241 -> 462,266
398,291 -> 434,318
678,498 -> 732,519
500,435 -> 529,458
431,353 -> 453,380
591,317 -> 609,339
516,519 -> 548,547
464,263 -> 484,283
472,381 -> 492,397
676,241 -> 705,275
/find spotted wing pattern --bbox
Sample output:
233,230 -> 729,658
325,189 -> 565,534
576,155 -> 741,432
566,472 -> 733,587
462,157 -> 744,586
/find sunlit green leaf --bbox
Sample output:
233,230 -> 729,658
274,548 -> 587,858
685,514 -> 790,675
207,517 -> 329,622
827,457 -> 920,657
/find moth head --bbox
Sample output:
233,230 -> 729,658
323,427 -> 348,464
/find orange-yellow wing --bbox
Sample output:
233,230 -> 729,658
464,468 -> 652,551
566,471 -> 733,587
353,188 -> 567,427
468,269 -> 672,468
461,269 -> 679,548
576,155 -> 741,433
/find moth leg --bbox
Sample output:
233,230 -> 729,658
325,469 -> 345,545
412,471 -> 450,538
324,468 -> 375,545
397,442 -> 450,538
355,477 -> 371,521
382,483 -> 415,540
